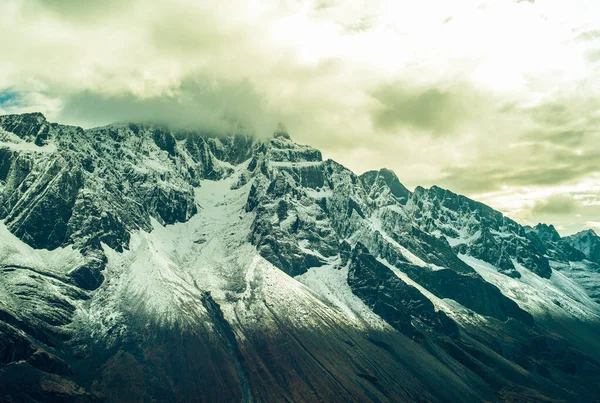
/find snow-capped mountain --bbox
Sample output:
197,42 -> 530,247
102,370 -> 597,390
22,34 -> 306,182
1,112 -> 600,402
564,229 -> 600,264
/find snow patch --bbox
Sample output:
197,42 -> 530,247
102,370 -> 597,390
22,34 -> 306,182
0,140 -> 57,153
460,254 -> 600,322
296,264 -> 390,330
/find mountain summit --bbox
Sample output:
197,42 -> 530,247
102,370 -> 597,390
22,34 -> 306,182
1,113 -> 600,402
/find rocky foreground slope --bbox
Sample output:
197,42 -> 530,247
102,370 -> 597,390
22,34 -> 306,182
1,112 -> 600,402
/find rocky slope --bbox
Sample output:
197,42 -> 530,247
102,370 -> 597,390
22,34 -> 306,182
525,224 -> 600,305
1,112 -> 600,402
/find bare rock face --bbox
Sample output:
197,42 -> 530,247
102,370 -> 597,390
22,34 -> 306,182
360,168 -> 411,205
348,243 -> 459,340
1,112 -> 600,402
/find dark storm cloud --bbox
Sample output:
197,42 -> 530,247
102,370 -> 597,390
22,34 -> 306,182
521,130 -> 587,147
370,84 -> 478,136
543,130 -> 587,146
525,96 -> 600,128
433,94 -> 600,195
528,103 -> 572,126
439,144 -> 599,194
532,194 -> 578,215
57,76 -> 277,134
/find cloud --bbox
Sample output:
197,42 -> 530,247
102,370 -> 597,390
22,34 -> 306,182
522,130 -> 587,147
575,29 -> 600,43
525,98 -> 600,128
0,90 -> 20,108
532,194 -> 578,215
439,144 -> 599,194
586,221 -> 600,230
342,17 -> 374,34
56,76 -> 277,134
1,0 -> 600,233
370,83 -> 480,135
586,49 -> 600,63
30,0 -> 134,22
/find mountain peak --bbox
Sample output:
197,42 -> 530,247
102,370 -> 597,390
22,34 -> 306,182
359,167 -> 411,203
533,223 -> 561,242
0,111 -> 47,125
573,228 -> 598,238
0,111 -> 50,144
563,228 -> 600,264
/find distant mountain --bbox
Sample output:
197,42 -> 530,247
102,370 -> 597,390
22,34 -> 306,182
1,112 -> 600,402
564,229 -> 600,264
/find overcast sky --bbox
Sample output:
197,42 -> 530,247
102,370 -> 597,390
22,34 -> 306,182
1,0 -> 599,235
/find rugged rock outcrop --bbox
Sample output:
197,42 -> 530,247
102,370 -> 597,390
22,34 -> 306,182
405,186 -> 552,278
348,243 -> 459,340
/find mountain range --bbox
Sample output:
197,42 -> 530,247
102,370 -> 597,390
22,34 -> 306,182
1,112 -> 600,402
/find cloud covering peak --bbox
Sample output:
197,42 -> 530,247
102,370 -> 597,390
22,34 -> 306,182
2,0 -> 600,234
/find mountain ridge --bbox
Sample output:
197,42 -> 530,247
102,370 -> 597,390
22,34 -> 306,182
1,112 -> 600,402
2,111 -> 595,238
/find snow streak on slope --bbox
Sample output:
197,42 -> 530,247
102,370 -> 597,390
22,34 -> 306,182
296,264 -> 390,330
369,214 -> 429,267
0,222 -> 84,275
375,256 -> 489,328
0,129 -> 57,153
552,260 -> 600,303
460,254 -> 600,322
